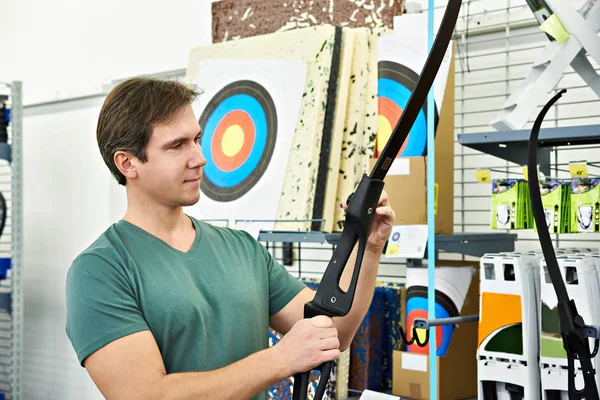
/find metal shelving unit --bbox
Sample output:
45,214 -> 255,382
457,124 -> 600,174
258,231 -> 516,259
0,81 -> 23,400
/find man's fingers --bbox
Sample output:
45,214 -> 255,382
317,327 -> 338,339
311,315 -> 335,328
377,190 -> 389,207
322,348 -> 341,362
319,336 -> 340,351
375,205 -> 396,222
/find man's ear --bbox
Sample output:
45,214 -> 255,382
114,150 -> 138,181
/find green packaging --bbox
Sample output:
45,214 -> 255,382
535,181 -> 564,234
491,179 -> 527,229
570,178 -> 600,233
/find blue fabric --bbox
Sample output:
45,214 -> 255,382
349,282 -> 403,392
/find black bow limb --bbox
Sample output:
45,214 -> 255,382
290,1 -> 464,399
528,88 -> 600,400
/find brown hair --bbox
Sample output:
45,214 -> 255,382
97,77 -> 201,185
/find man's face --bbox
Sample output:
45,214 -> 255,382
134,104 -> 206,208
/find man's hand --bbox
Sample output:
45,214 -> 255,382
344,190 -> 395,250
273,315 -> 340,376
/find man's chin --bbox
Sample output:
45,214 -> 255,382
181,193 -> 201,207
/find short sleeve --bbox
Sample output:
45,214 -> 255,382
261,243 -> 307,315
65,253 -> 150,366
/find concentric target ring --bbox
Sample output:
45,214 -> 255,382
405,285 -> 459,356
198,80 -> 277,202
378,60 -> 439,157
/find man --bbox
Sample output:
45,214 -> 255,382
65,77 -> 395,399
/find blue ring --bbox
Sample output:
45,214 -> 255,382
201,94 -> 267,188
378,77 -> 427,156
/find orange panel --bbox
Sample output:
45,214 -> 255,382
478,292 -> 522,347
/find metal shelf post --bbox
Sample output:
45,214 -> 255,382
8,81 -> 22,400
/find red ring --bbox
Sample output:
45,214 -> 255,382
378,97 -> 407,156
406,309 -> 443,354
211,110 -> 256,172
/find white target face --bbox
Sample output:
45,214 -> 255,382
185,59 -> 307,232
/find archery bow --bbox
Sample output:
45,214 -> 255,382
291,1 -> 463,399
528,88 -> 600,400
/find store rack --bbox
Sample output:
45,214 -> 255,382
259,231 -> 516,268
458,124 -> 600,175
0,81 -> 24,400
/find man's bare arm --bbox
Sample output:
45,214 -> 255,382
84,317 -> 340,400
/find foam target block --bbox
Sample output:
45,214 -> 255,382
405,266 -> 475,356
314,27 -> 353,233
211,0 -> 405,43
361,28 -> 382,170
187,26 -> 338,232
333,28 -> 369,232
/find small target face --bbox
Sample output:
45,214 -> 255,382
406,286 -> 458,356
378,61 -> 438,157
198,80 -> 277,202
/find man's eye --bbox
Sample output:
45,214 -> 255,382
194,136 -> 201,144
171,143 -> 182,149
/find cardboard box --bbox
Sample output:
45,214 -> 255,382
370,43 -> 456,235
392,263 -> 480,399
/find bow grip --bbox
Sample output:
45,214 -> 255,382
292,304 -> 336,400
308,174 -> 385,318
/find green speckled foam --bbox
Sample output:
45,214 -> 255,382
333,28 -> 369,231
362,28 -> 385,169
319,27 -> 355,233
187,25 -> 337,231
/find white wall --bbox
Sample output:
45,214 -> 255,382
1,1 -> 212,398
23,99 -> 108,399
7,0 -> 212,105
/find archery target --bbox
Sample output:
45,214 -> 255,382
186,59 -> 306,233
198,80 -> 277,202
406,286 -> 457,356
376,18 -> 452,158
377,60 -> 438,157
405,266 -> 475,356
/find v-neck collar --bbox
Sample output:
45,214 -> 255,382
117,214 -> 202,257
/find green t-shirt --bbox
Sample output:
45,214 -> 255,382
65,215 -> 305,399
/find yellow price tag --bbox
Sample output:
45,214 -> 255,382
569,161 -> 588,178
434,183 -> 439,216
476,169 -> 491,183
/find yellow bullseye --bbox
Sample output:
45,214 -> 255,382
414,327 -> 427,343
378,115 -> 392,147
221,125 -> 244,157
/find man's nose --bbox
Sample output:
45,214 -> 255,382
189,144 -> 207,169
